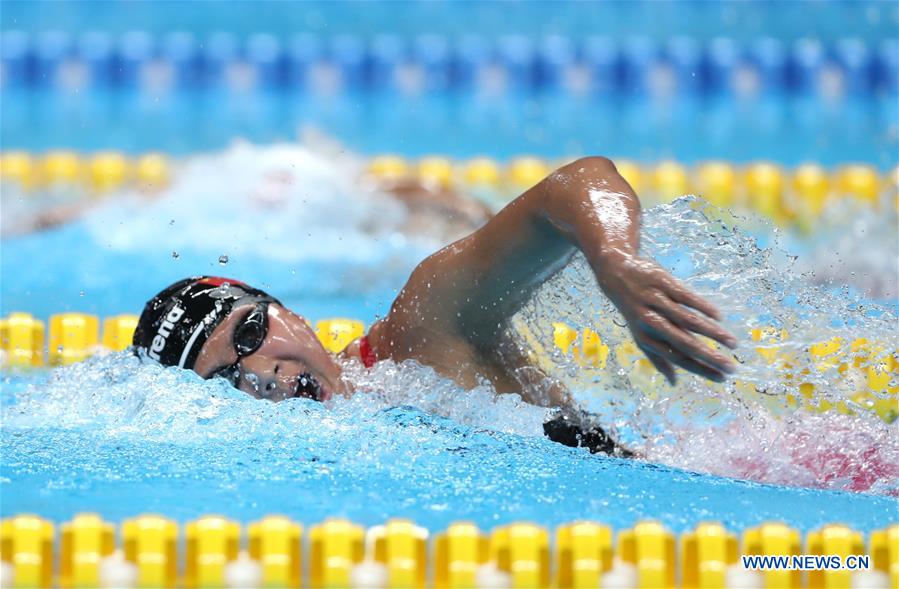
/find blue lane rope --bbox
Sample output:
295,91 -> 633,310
2,31 -> 896,96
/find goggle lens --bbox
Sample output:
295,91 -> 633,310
233,306 -> 268,356
212,302 -> 270,387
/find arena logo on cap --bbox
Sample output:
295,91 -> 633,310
149,305 -> 186,361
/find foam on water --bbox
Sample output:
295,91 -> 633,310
3,352 -> 548,442
2,351 -> 895,530
84,142 -> 407,264
793,199 -> 899,300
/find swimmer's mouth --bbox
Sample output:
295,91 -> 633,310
292,372 -> 329,402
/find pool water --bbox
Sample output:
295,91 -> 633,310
2,0 -> 898,544
1,355 -> 895,533
2,144 -> 897,532
2,91 -> 895,167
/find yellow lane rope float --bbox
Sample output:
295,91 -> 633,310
0,515 -> 895,588
0,314 -> 369,369
2,151 -> 894,226
1,152 -> 170,195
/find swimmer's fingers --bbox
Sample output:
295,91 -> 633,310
635,331 -> 728,383
651,294 -> 738,350
638,345 -> 677,385
660,276 -> 723,321
641,310 -> 736,376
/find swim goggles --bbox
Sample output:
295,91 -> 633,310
213,300 -> 271,387
213,300 -> 322,399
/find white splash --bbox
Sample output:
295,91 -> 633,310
512,197 -> 898,494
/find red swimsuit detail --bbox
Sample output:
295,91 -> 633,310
358,335 -> 378,368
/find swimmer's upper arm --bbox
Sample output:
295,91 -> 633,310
379,156 -> 737,387
461,157 -> 638,337
383,156 -> 638,348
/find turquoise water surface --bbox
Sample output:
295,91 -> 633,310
2,1 -> 897,531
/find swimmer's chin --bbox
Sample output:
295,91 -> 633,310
323,376 -> 356,402
316,380 -> 354,402
310,384 -> 333,402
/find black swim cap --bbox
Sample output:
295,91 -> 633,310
133,276 -> 281,370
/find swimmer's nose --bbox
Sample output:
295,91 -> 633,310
237,361 -> 298,401
266,371 -> 306,401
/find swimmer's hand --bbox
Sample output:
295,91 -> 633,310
594,248 -> 738,385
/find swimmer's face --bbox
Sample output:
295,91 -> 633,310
193,303 -> 344,402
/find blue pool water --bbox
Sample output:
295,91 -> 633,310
2,0 -> 897,532
1,358 -> 895,533
3,92 -> 895,166
4,1 -> 896,42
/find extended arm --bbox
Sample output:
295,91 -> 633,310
376,156 -> 737,387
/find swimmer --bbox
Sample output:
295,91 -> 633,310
2,155 -> 489,241
134,157 -> 738,455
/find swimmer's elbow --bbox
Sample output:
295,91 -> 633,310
542,155 -> 630,208
546,156 -> 620,193
569,155 -> 617,172
555,155 -> 617,178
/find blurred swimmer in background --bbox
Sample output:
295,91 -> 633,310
134,157 -> 738,455
3,166 -> 491,241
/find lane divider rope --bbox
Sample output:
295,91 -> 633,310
2,31 -> 896,97
0,514 -> 895,588
2,151 -> 896,227
0,313 -> 364,367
